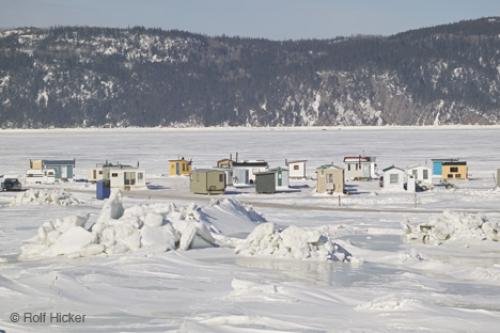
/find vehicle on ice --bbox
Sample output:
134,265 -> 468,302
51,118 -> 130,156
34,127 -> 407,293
1,176 -> 23,191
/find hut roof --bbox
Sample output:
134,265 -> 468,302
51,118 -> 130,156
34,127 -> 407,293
343,156 -> 375,162
382,165 -> 405,172
233,160 -> 268,167
442,161 -> 467,166
316,164 -> 343,171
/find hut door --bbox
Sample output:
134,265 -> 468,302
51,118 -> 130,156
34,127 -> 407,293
176,162 -> 180,175
432,161 -> 442,176
277,172 -> 282,186
61,166 -> 67,179
245,170 -> 249,184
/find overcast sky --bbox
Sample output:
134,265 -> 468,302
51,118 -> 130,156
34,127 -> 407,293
1,0 -> 499,40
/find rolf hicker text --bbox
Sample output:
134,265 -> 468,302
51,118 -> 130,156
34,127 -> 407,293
13,312 -> 86,324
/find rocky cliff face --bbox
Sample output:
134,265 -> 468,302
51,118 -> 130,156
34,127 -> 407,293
1,18 -> 499,128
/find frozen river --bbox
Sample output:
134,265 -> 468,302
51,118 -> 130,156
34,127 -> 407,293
1,126 -> 500,332
1,126 -> 500,178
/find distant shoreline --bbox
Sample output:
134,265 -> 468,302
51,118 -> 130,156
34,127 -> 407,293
1,125 -> 500,133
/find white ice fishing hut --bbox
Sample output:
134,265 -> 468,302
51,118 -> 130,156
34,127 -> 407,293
406,166 -> 432,187
99,163 -> 146,190
383,165 -> 415,192
232,160 -> 269,186
286,159 -> 307,179
343,156 -> 377,180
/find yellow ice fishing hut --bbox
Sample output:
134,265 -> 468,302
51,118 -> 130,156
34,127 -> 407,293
442,161 -> 468,180
169,157 -> 192,176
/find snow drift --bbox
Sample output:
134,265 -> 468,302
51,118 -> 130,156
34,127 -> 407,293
20,192 -> 264,259
233,223 -> 353,262
11,189 -> 81,206
405,211 -> 499,245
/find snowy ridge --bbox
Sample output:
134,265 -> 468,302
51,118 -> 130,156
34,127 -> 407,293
405,211 -> 500,245
11,189 -> 81,206
20,192 -> 264,259
18,192 -> 355,263
233,223 -> 354,262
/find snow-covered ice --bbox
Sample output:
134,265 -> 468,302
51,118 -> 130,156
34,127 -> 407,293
1,127 -> 500,333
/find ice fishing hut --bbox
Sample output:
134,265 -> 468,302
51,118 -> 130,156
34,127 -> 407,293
315,164 -> 345,194
442,161 -> 468,181
431,158 -> 453,178
89,164 -> 105,183
190,169 -> 226,195
255,167 -> 289,194
431,158 -> 467,180
217,168 -> 233,186
169,158 -> 192,176
406,166 -> 432,187
94,162 -> 146,193
29,159 -> 75,181
343,156 -> 377,180
89,161 -> 118,183
232,160 -> 268,187
382,166 -> 415,192
286,160 -> 307,179
217,158 -> 234,169
215,155 -> 235,186
497,169 -> 500,188
108,165 -> 146,190
25,169 -> 56,185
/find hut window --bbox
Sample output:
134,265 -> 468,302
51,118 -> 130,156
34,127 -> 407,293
99,170 -> 103,175
138,173 -> 143,180
455,174 -> 461,178
447,174 -> 453,178
219,174 -> 224,182
327,174 -> 334,183
124,172 -> 136,185
423,169 -> 428,179
111,173 -> 118,177
294,165 -> 299,170
389,174 -> 399,184
347,164 -> 351,171
450,167 -> 459,173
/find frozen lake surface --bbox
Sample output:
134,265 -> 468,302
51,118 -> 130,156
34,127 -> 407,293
1,127 -> 500,332
1,126 -> 500,178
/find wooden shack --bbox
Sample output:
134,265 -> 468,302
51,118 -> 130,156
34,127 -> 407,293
190,169 -> 226,194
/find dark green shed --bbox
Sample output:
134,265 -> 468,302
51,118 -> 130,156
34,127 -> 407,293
255,171 -> 276,194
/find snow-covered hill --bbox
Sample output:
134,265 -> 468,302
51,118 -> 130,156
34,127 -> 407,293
1,18 -> 500,127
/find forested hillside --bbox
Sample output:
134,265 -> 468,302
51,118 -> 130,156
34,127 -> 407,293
1,17 -> 499,127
